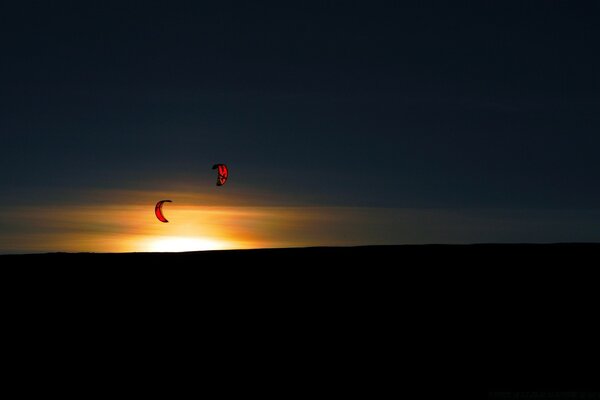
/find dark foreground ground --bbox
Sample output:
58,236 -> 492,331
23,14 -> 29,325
3,242 -> 599,263
3,244 -> 598,393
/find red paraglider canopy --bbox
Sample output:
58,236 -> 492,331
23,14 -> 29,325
212,164 -> 228,186
155,200 -> 172,223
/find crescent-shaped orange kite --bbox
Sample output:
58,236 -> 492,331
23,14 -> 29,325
155,200 -> 172,223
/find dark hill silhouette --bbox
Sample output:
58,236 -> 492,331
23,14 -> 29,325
2,244 -> 597,393
3,243 -> 599,262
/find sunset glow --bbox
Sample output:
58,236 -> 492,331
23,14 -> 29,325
0,189 -> 392,253
142,236 -> 228,252
2,187 -> 598,254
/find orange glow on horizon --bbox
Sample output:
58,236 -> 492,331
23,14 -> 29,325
141,236 -> 229,252
0,188 -> 407,254
0,201 -> 271,253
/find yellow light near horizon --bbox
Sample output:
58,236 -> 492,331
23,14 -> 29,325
0,197 -> 335,253
143,236 -> 227,253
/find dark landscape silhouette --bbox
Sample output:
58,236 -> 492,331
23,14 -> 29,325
3,243 -> 598,265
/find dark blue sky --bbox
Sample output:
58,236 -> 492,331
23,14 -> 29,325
1,1 -> 599,209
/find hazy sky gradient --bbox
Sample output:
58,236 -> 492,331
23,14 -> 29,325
1,1 -> 599,252
1,188 -> 599,253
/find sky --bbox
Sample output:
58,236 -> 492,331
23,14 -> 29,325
1,1 -> 599,252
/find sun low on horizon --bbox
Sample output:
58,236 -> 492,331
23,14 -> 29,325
142,237 -> 229,252
42,201 -> 273,253
0,192 -> 359,254
2,186 -> 599,254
